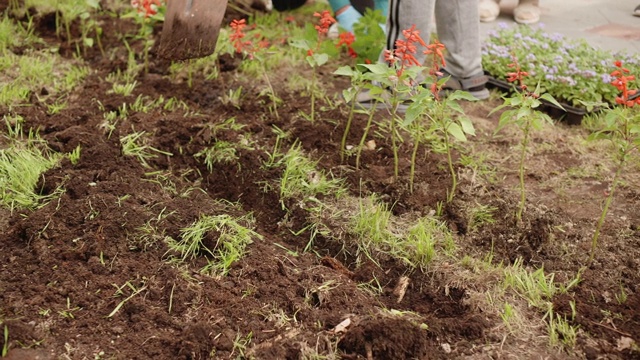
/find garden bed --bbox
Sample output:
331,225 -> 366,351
0,2 -> 639,360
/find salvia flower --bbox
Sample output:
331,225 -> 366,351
337,32 -> 357,58
611,60 -> 640,107
230,19 -> 253,55
131,0 -> 162,17
313,10 -> 336,36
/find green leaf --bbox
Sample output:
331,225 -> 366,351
334,66 -> 357,77
447,123 -> 467,142
459,117 -> 476,136
342,88 -> 357,102
360,63 -> 391,75
313,53 -> 329,67
539,93 -> 565,110
448,90 -> 478,102
289,39 -> 311,51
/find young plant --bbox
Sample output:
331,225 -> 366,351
229,19 -> 281,119
333,64 -> 369,163
361,25 -> 426,178
586,60 -> 640,264
491,56 -> 563,222
125,0 -> 165,73
404,40 -> 477,200
291,10 -> 337,123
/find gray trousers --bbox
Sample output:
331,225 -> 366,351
382,0 -> 483,79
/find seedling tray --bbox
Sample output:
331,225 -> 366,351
486,75 -> 588,126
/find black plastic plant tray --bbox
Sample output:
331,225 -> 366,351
486,75 -> 588,126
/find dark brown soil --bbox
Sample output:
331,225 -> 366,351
1,2 -> 639,360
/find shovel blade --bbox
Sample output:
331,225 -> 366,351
156,0 -> 228,60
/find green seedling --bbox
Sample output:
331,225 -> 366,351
502,258 -> 557,309
290,11 -> 340,123
120,131 -> 173,168
585,61 -> 640,264
231,331 -> 253,359
58,297 -> 81,319
396,217 -> 454,270
492,56 -> 562,222
333,65 -> 370,163
467,202 -> 497,232
108,280 -> 148,318
68,144 -> 81,165
350,195 -> 393,263
545,308 -> 578,349
405,41 -> 477,199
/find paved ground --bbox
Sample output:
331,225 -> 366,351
479,0 -> 640,53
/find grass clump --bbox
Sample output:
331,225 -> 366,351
278,143 -> 347,208
0,116 -> 63,212
166,213 -> 262,276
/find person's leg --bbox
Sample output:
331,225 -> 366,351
513,0 -> 540,24
434,0 -> 488,98
434,0 -> 483,78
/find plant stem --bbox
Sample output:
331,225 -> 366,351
516,121 -> 532,222
310,70 -> 317,123
589,154 -> 625,264
410,135 -> 420,194
340,93 -> 358,162
262,66 -> 279,120
444,129 -> 456,203
356,102 -> 377,169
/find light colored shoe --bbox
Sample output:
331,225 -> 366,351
513,1 -> 540,24
328,23 -> 339,39
354,72 -> 489,113
479,0 -> 500,23
634,4 -> 640,17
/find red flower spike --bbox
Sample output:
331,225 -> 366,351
611,60 -> 639,107
337,32 -> 357,58
131,0 -> 162,17
313,10 -> 336,35
230,19 -> 252,54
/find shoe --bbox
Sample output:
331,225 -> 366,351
438,69 -> 490,100
328,23 -> 339,39
634,4 -> 640,17
479,0 -> 500,22
355,88 -> 410,112
354,71 -> 489,112
513,1 -> 540,24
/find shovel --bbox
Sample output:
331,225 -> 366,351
156,0 -> 228,61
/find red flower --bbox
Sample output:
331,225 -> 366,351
390,25 -> 426,76
131,0 -> 162,17
313,10 -> 336,35
230,19 -> 252,54
506,56 -> 529,90
337,32 -> 357,58
383,49 -> 397,65
424,39 -> 446,71
611,60 -> 640,107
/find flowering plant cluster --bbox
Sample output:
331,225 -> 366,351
131,0 -> 163,18
482,23 -> 640,107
